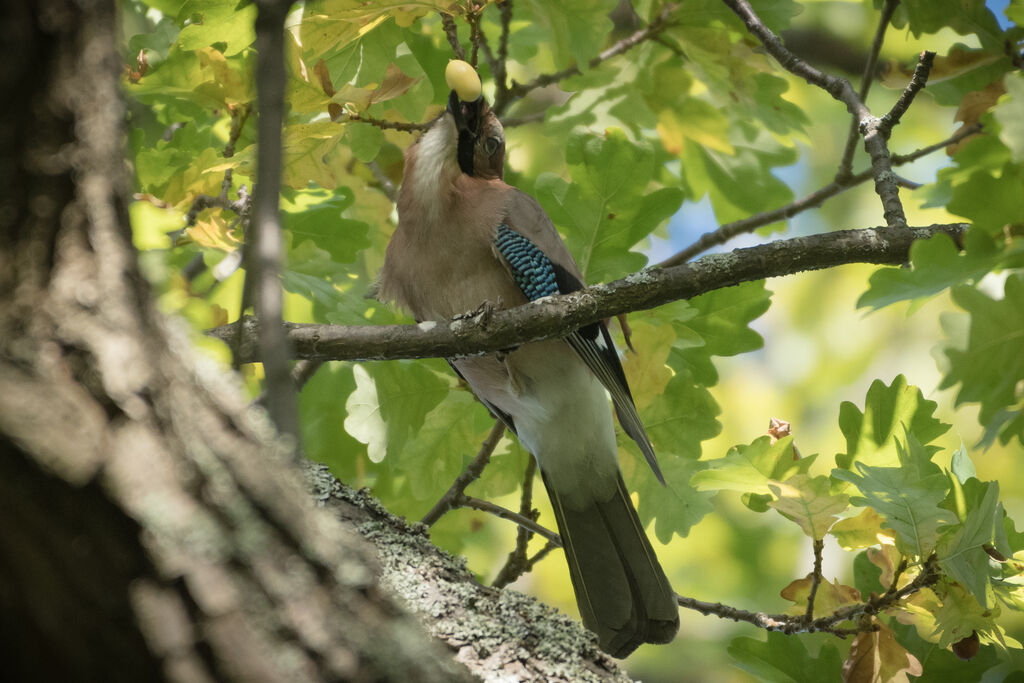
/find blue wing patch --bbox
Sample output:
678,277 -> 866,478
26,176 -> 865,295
494,224 -> 559,300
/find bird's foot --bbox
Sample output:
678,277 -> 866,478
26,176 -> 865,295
453,298 -> 502,327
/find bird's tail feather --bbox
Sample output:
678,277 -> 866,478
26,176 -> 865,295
542,470 -> 679,657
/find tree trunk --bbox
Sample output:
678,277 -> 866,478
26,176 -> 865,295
0,2 -> 466,681
0,2 -> 633,681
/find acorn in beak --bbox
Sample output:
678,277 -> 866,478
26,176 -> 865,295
448,89 -> 485,138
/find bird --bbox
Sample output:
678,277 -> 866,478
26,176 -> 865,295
376,76 -> 679,658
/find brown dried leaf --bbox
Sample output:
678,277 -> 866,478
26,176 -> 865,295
313,58 -> 335,96
842,622 -> 922,683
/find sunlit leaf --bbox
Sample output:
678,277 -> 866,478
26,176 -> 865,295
780,576 -> 860,617
833,458 -> 956,557
834,376 -> 949,470
769,474 -> 849,539
831,507 -> 892,551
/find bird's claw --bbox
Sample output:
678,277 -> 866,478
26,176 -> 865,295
453,298 -> 502,327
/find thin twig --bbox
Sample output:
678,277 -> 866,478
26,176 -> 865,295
836,0 -> 899,181
439,12 -> 465,60
658,124 -> 981,266
421,419 -> 505,526
880,51 -> 936,134
722,0 -> 930,228
223,103 -> 252,159
366,160 -> 397,203
492,457 -> 541,588
460,495 -> 561,546
676,555 -> 940,636
346,111 -> 427,133
183,105 -> 252,230
804,539 -> 825,622
502,111 -> 546,127
491,0 -> 515,113
721,0 -> 868,119
867,50 -> 936,226
498,4 -> 677,114
211,223 -> 971,365
467,6 -> 483,68
523,541 -> 558,571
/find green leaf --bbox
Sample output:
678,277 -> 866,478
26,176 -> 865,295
728,631 -> 843,683
282,188 -> 371,264
397,389 -> 501,502
176,0 -> 257,56
835,376 -> 950,470
534,129 -> 684,284
671,280 -> 771,386
941,275 -> 1024,445
519,0 -> 617,73
890,621 -> 1001,683
300,362 -> 365,483
894,0 -> 1005,49
691,436 -> 814,495
630,368 -> 719,542
995,72 -> 1024,163
951,443 -> 977,484
948,161 -> 1024,230
343,362 -> 450,463
852,550 -> 885,599
832,457 -> 956,557
344,121 -> 386,163
857,230 -> 1014,312
633,456 -> 715,544
682,135 -> 796,230
768,474 -> 849,539
938,479 -> 999,606
931,581 -> 999,648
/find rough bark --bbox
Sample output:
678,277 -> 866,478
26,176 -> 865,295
0,2 -> 637,681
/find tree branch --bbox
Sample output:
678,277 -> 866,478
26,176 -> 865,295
247,0 -> 299,440
676,555 -> 940,636
722,0 -> 937,229
864,50 -> 936,227
658,124 -> 981,266
421,419 -> 505,526
210,223 -> 966,364
836,0 -> 900,181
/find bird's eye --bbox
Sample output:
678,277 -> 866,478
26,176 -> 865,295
484,136 -> 502,155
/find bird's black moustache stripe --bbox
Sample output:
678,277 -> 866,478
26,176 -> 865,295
457,129 -> 475,175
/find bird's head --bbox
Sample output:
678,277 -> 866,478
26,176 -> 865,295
446,89 -> 505,180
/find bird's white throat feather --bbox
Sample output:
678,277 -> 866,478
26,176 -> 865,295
410,116 -> 458,224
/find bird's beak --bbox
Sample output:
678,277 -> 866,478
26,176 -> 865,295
448,90 -> 484,138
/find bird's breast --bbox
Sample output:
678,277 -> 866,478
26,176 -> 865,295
382,178 -> 524,321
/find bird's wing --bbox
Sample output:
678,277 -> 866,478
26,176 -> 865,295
495,190 -> 664,484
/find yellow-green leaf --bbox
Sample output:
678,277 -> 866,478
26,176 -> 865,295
769,474 -> 849,539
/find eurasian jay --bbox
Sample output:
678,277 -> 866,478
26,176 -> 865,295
377,87 -> 679,657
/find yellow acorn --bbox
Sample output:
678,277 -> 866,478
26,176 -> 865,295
445,59 -> 482,101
